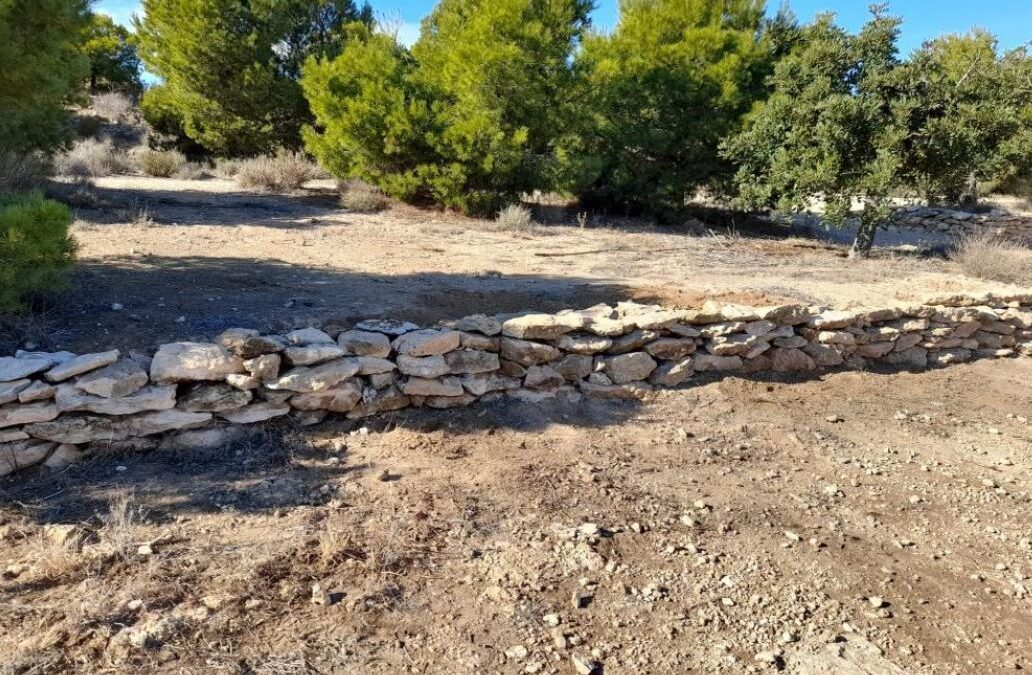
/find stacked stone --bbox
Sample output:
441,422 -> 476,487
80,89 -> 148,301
2,291 -> 1032,479
889,205 -> 1032,240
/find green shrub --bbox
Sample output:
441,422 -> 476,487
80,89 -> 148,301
303,0 -> 592,215
136,149 -> 187,177
0,193 -> 77,311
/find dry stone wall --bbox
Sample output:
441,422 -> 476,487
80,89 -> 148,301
4,293 -> 1032,479
889,206 -> 1032,241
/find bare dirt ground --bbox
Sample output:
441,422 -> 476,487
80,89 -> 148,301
11,175 -> 1023,355
3,358 -> 1032,674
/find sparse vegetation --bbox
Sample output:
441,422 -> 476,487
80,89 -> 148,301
135,148 -> 187,177
91,92 -> 136,123
951,231 -> 1032,285
235,151 -> 322,192
55,138 -> 132,178
495,204 -> 535,234
340,180 -> 388,212
0,192 -> 77,311
0,153 -> 52,194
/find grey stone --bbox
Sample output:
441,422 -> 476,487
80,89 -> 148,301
649,357 -> 694,386
0,380 -> 31,405
355,318 -> 420,336
234,335 -> 287,359
444,350 -> 500,374
502,313 -> 585,340
555,334 -> 613,354
284,344 -> 345,366
885,347 -> 928,369
500,338 -> 560,366
0,357 -> 54,382
285,327 -> 335,345
392,329 -> 461,357
338,330 -> 392,357
151,343 -> 244,382
773,335 -> 808,349
462,372 -> 520,395
604,352 -> 657,384
0,440 -> 55,477
693,354 -> 744,372
555,354 -> 593,381
802,343 -> 844,367
705,334 -> 757,356
396,354 -> 450,378
423,394 -> 478,409
771,348 -> 817,373
357,356 -> 397,375
218,402 -> 290,424
216,328 -> 259,351
178,384 -> 253,413
459,332 -> 499,352
159,426 -> 247,452
644,338 -> 696,360
807,311 -> 858,330
265,358 -> 360,393
368,372 -> 396,389
226,373 -> 261,390
401,377 -> 464,397
452,314 -> 502,336
0,402 -> 59,429
290,381 -> 363,412
580,382 -> 652,400
0,429 -> 29,443
74,360 -> 148,398
346,386 -> 410,418
56,384 -> 177,415
43,443 -> 82,470
45,350 -> 120,383
524,365 -> 564,390
608,330 -> 661,354
243,354 -> 281,381
26,410 -> 211,444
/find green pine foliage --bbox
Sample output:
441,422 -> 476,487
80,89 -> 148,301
569,0 -> 783,218
302,0 -> 592,214
81,13 -> 142,94
136,0 -> 373,156
0,0 -> 91,156
0,193 -> 77,311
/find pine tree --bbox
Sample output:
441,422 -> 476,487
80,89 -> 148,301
136,0 -> 372,156
0,0 -> 90,156
81,13 -> 142,94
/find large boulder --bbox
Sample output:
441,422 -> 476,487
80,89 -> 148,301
151,343 -> 244,382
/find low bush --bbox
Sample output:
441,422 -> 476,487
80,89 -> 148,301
495,204 -> 535,234
340,181 -> 388,212
213,158 -> 243,179
91,92 -> 135,123
55,139 -> 131,178
0,153 -> 51,194
235,151 -> 322,192
136,149 -> 187,177
951,231 -> 1032,286
173,162 -> 209,180
0,192 -> 76,311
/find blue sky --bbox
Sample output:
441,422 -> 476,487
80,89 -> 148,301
96,0 -> 1032,54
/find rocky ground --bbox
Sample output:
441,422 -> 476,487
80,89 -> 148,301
2,357 -> 1031,674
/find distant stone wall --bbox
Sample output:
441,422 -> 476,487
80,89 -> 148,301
889,206 -> 1032,241
4,292 -> 1032,480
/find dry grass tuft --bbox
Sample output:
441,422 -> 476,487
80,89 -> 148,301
0,152 -> 51,193
236,151 -> 323,192
91,92 -> 136,123
950,231 -> 1032,285
136,149 -> 187,178
55,138 -> 131,178
120,199 -> 155,228
340,180 -> 388,212
99,491 -> 148,561
495,204 -> 536,234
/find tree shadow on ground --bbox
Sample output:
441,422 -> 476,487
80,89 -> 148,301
55,180 -> 342,230
3,257 -> 661,354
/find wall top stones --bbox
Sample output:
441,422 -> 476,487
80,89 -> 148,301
3,291 -> 1032,480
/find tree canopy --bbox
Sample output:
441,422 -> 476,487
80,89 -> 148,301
80,13 -> 142,94
136,0 -> 373,156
